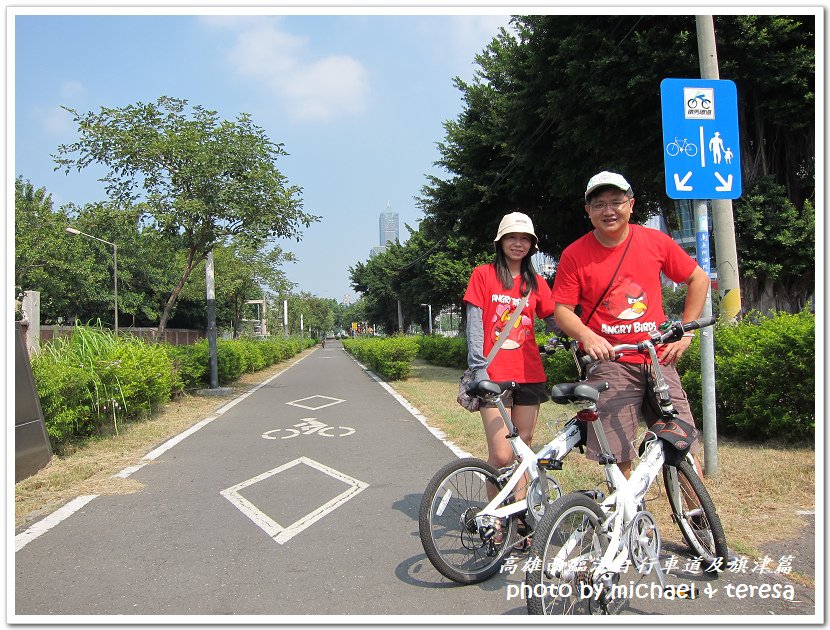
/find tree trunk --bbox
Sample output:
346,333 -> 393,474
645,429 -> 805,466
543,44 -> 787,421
156,249 -> 201,340
740,275 -> 812,315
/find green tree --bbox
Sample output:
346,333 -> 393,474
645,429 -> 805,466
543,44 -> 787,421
54,96 -> 317,337
419,15 -> 815,313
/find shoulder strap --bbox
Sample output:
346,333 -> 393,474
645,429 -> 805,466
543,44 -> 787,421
582,228 -> 634,326
484,294 -> 529,366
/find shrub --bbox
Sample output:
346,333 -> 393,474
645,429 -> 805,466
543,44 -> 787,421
343,336 -> 420,380
214,340 -> 245,385
416,335 -> 468,369
95,338 -> 175,421
236,339 -> 267,373
163,343 -> 209,393
678,309 -> 815,441
31,361 -> 97,442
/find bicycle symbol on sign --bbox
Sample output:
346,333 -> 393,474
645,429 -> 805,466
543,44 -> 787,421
665,137 -> 698,158
262,418 -> 356,439
687,93 -> 712,109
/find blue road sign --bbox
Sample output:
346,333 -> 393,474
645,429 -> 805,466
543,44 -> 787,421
660,78 -> 742,200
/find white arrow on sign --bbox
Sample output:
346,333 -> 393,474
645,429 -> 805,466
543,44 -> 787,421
674,172 -> 693,191
714,172 -> 733,192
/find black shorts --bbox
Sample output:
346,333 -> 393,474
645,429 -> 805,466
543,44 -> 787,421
483,382 -> 548,408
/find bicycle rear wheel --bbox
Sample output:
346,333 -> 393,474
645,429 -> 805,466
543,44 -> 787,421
663,459 -> 728,570
419,458 -> 518,584
526,493 -> 617,615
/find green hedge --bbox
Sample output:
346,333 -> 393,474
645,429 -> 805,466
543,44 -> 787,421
411,311 -> 815,443
343,336 -> 420,380
678,309 -> 815,441
416,335 -> 468,369
31,325 -> 314,447
32,325 -> 175,442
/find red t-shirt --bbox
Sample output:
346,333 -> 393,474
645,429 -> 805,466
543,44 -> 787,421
551,225 -> 698,363
463,264 -> 555,382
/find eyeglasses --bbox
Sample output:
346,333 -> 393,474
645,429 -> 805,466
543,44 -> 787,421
588,199 -> 630,212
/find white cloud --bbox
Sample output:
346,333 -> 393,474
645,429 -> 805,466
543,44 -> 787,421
59,80 -> 85,99
37,105 -> 74,136
222,20 -> 369,122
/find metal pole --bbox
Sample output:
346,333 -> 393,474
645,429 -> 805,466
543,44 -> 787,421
206,251 -> 219,389
696,15 -> 742,320
694,200 -> 718,475
112,242 -> 118,336
283,299 -> 289,338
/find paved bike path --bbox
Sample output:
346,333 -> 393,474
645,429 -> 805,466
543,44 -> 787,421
14,342 -> 816,619
15,342 -> 527,617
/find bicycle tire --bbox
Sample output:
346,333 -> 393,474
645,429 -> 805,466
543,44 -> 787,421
663,459 -> 728,571
666,142 -> 680,157
526,493 -> 620,615
418,457 -> 518,584
684,143 -> 698,157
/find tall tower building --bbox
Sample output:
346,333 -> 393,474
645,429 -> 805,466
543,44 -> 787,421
379,208 -> 399,246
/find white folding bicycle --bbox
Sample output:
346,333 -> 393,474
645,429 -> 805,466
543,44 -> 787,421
418,340 -> 588,584
525,317 -> 728,615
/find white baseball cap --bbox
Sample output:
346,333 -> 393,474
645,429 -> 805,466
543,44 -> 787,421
494,212 -> 538,253
584,171 -> 633,201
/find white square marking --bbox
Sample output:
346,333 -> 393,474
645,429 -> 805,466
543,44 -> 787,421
286,395 -> 345,410
220,457 -> 368,545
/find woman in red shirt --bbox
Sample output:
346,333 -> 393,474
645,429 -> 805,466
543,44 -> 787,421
463,212 -> 556,541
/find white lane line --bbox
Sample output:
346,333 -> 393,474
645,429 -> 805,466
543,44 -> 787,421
220,457 -> 368,545
15,495 -> 98,552
15,351 -> 314,552
346,355 -> 472,459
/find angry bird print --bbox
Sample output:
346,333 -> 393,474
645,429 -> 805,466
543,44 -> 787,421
604,278 -> 648,320
491,303 -> 532,349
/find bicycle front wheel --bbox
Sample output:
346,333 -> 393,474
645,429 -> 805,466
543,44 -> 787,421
419,458 -> 518,584
526,493 -> 615,615
663,459 -> 728,570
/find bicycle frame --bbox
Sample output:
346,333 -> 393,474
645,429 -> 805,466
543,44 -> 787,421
552,337 -> 681,589
473,393 -> 583,525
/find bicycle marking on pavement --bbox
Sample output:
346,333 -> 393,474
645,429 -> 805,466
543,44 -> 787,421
286,395 -> 345,410
220,457 -> 368,545
262,418 -> 356,439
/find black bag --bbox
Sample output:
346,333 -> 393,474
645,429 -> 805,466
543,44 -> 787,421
651,417 -> 696,466
456,369 -> 480,412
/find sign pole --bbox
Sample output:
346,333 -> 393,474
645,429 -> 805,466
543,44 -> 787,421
694,201 -> 719,476
696,15 -> 742,321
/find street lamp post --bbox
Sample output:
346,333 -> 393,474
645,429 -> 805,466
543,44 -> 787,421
420,303 -> 433,335
66,227 -> 118,336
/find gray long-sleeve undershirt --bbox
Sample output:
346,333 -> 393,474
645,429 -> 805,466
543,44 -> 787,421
466,302 -> 559,383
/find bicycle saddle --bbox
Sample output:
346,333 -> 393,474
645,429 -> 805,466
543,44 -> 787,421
549,381 -> 609,404
466,380 -> 518,398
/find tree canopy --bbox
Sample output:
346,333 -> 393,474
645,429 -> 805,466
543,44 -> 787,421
349,14 -> 814,325
54,96 -> 318,335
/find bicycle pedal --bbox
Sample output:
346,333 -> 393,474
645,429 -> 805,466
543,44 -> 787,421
537,458 -> 563,470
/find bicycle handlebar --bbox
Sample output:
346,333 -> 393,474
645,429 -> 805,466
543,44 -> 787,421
578,316 -> 717,368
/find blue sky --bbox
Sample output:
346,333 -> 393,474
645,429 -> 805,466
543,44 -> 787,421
12,8 -> 512,302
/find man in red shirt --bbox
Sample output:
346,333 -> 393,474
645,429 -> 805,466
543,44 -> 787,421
551,171 -> 710,478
